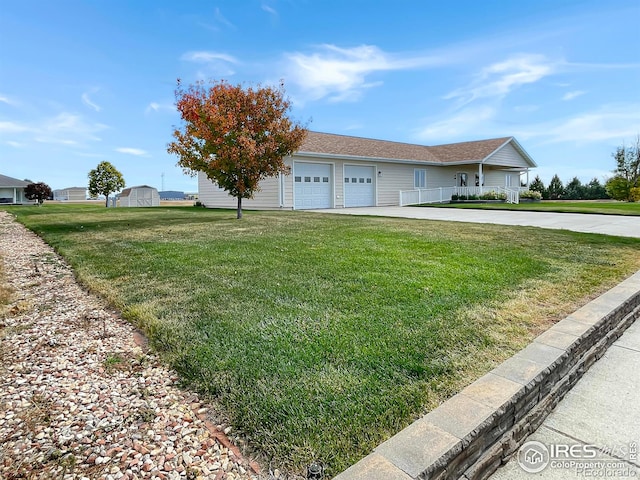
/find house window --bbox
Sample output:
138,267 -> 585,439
304,176 -> 311,182
414,169 -> 427,189
314,176 -> 320,182
505,174 -> 512,187
366,178 -> 372,184
322,177 -> 329,183
344,178 -> 349,183
295,176 -> 301,182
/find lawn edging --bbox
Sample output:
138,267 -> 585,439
335,270 -> 640,480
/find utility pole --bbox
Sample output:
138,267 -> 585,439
161,172 -> 165,191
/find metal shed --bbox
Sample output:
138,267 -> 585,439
118,185 -> 160,207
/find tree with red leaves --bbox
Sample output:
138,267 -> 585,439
24,182 -> 52,205
168,80 -> 307,219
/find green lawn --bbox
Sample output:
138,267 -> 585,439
3,204 -> 640,475
419,200 -> 640,215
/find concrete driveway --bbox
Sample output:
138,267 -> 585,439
315,206 -> 640,238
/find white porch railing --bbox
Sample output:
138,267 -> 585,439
399,186 -> 525,206
399,187 -> 457,206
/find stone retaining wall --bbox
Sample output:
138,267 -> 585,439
336,271 -> 640,480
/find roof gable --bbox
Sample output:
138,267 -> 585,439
426,137 -> 512,163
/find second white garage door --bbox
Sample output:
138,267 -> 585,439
294,162 -> 332,209
344,165 -> 375,207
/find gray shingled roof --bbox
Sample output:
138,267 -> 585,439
0,174 -> 31,188
426,137 -> 512,163
298,131 -> 528,165
300,131 -> 440,162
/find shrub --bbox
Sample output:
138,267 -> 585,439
479,191 -> 506,200
520,190 -> 542,200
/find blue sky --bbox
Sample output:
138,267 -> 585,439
1,0 -> 639,193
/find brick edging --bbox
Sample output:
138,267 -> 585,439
336,271 -> 640,480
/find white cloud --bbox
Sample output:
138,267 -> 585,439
1,112 -> 108,145
181,51 -> 238,64
547,107 -> 640,143
445,54 -> 557,106
284,44 -> 444,103
81,91 -> 101,112
562,90 -> 586,101
0,121 -> 31,133
262,4 -> 277,16
181,51 -> 238,76
0,95 -> 17,106
214,7 -> 235,29
35,137 -> 78,145
116,147 -> 148,156
145,102 -> 174,114
5,140 -> 24,147
43,112 -> 108,142
516,104 -> 640,144
414,106 -> 497,142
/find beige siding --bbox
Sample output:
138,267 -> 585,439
376,162 -> 414,206
484,143 -> 529,168
483,170 -> 508,187
198,171 -> 281,209
429,166 -> 462,188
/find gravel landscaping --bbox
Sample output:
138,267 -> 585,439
0,211 -> 263,480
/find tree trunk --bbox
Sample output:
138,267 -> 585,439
236,196 -> 242,219
105,195 -> 109,207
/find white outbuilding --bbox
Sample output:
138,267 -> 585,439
118,185 -> 160,207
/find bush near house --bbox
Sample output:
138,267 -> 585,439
451,191 -> 506,201
520,190 -> 542,200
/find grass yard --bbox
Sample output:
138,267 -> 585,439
420,200 -> 640,216
4,204 -> 640,475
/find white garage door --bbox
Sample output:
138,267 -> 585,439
344,165 -> 375,207
294,163 -> 332,209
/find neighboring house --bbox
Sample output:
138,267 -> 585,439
0,174 -> 32,204
198,131 -> 537,210
53,187 -> 87,201
159,190 -> 185,200
119,185 -> 160,207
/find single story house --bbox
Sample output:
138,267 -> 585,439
53,187 -> 87,201
198,131 -> 537,210
118,185 -> 160,207
0,174 -> 32,204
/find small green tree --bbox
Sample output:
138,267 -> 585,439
564,177 -> 584,200
547,174 -> 564,200
606,176 -> 633,202
24,182 -> 52,205
88,161 -> 125,207
529,175 -> 546,199
584,177 -> 608,200
607,136 -> 640,202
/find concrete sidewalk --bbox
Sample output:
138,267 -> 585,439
315,206 -> 640,238
489,319 -> 640,479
